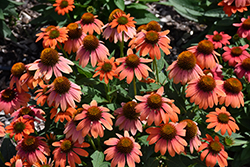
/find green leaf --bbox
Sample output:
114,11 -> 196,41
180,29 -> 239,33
0,20 -> 12,38
126,3 -> 148,10
8,0 -> 23,5
91,151 -> 105,167
73,61 -> 93,78
0,137 -> 16,166
139,0 -> 160,1
0,9 -> 4,20
134,12 -> 160,25
114,0 -> 125,11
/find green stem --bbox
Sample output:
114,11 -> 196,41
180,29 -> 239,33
153,58 -> 159,83
105,82 -> 111,103
119,32 -> 124,58
57,43 -> 69,59
133,77 -> 137,96
0,151 -> 5,163
181,84 -> 186,97
87,135 -> 96,150
97,136 -> 102,151
66,13 -> 72,22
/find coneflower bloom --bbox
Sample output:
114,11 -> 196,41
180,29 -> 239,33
11,105 -> 45,123
234,57 -> 250,82
167,51 -> 203,85
203,63 -> 224,80
185,74 -> 226,110
29,48 -> 74,81
116,49 -> 152,84
47,76 -> 81,111
135,86 -> 180,126
50,107 -> 75,123
198,134 -> 228,167
92,57 -> 119,84
43,26 -> 68,49
114,101 -> 142,136
46,133 -> 56,146
206,31 -> 231,49
64,23 -> 85,54
146,121 -> 187,156
34,84 -> 50,106
76,34 -> 109,68
180,119 -> 201,154
75,100 -> 114,138
233,16 -> 250,40
222,44 -> 250,66
33,158 -> 54,167
76,13 -> 103,35
223,0 -> 250,7
17,136 -> 50,164
9,62 -> 26,93
52,138 -> 89,167
53,0 -> 75,16
206,107 -> 239,136
188,40 -> 220,69
5,155 -> 28,167
0,122 -> 5,137
131,29 -> 171,60
104,131 -> 142,167
103,9 -> 136,43
0,88 -> 31,115
219,78 -> 244,108
218,1 -> 248,17
146,20 -> 162,32
64,108 -> 85,144
6,117 -> 34,141
36,25 -> 56,43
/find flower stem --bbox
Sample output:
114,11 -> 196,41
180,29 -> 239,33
87,135 -> 96,150
181,84 -> 186,97
0,151 -> 5,163
133,77 -> 137,96
153,58 -> 159,83
105,82 -> 111,103
120,32 -> 124,58
97,136 -> 103,151
57,43 -> 69,59
66,13 -> 72,22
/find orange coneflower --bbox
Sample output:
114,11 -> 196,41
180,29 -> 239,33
146,20 -> 162,32
36,25 -> 56,43
50,107 -> 75,123
223,0 -> 250,7
43,26 -> 68,49
34,84 -> 50,106
116,49 -> 152,84
6,117 -> 34,141
0,88 -> 31,115
135,86 -> 180,126
218,1 -> 249,17
53,0 -> 75,16
52,138 -> 89,167
33,158 -> 54,167
76,13 -> 104,35
9,62 -> 26,93
92,57 -> 118,84
75,100 -> 114,138
146,121 -> 187,156
234,16 -> 250,40
206,107 -> 239,135
114,101 -> 143,136
5,154 -> 29,167
104,131 -> 142,167
234,57 -> 250,82
206,31 -> 231,49
198,134 -> 228,167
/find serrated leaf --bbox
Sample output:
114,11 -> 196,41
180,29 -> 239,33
114,0 -> 125,11
91,151 -> 105,167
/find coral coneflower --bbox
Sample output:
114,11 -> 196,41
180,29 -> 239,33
114,101 -> 142,136
131,29 -> 171,60
5,155 -> 29,167
188,40 -> 220,69
29,48 -> 74,81
198,134 -> 228,167
43,26 -> 68,49
0,122 -> 5,137
36,25 -> 56,43
76,12 -> 103,35
50,107 -> 75,123
104,131 -> 142,167
47,76 -> 81,111
167,50 -> 203,85
185,74 -> 226,109
203,63 -> 224,80
34,84 -> 49,106
180,119 -> 201,154
135,86 -> 180,126
146,21 -> 162,32
0,88 -> 31,115
116,49 -> 152,84
9,62 -> 26,93
103,9 -> 136,43
146,121 -> 187,156
11,105 -> 45,123
76,34 -> 109,68
75,100 -> 114,138
222,44 -> 250,66
206,31 -> 231,49
218,1 -> 248,17
53,0 -> 75,15
233,17 -> 250,40
206,107 -> 239,136
234,57 -> 250,82
33,158 -> 54,167
53,138 -> 89,167
17,136 -> 50,164
219,78 -> 244,108
64,108 -> 85,144
6,117 -> 34,141
64,23 -> 85,54
93,57 -> 118,84
223,0 -> 250,7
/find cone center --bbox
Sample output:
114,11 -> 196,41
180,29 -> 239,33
224,78 -> 242,94
67,23 -> 82,39
83,35 -> 99,51
160,124 -> 177,140
125,54 -> 140,68
53,76 -> 71,94
22,136 -> 39,152
177,51 -> 196,70
242,57 -> 250,71
242,18 -> 250,30
20,107 -> 34,116
60,0 -> 68,8
145,30 -> 159,44
116,137 -> 134,154
14,122 -> 26,133
117,16 -> 128,25
49,28 -> 60,39
81,13 -> 95,24
146,21 -> 161,32
197,40 -> 214,55
101,62 -> 112,72
147,94 -> 162,109
209,141 -> 222,154
181,119 -> 197,140
87,106 -> 102,121
212,34 -> 222,41
231,47 -> 243,57
61,140 -> 72,152
1,88 -> 16,102
40,48 -> 59,66
198,75 -> 216,92
217,113 -> 229,123
11,62 -> 25,77
108,9 -> 125,23
122,101 -> 139,120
